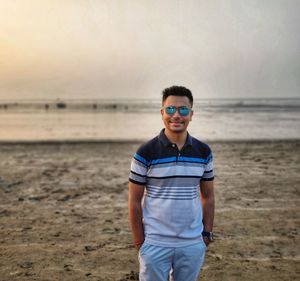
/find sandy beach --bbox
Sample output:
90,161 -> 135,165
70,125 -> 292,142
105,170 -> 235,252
0,141 -> 299,281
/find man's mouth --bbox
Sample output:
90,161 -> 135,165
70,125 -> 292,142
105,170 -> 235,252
170,121 -> 184,126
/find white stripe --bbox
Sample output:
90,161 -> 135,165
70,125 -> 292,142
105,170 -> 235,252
205,159 -> 214,172
131,161 -> 147,176
147,165 -> 205,178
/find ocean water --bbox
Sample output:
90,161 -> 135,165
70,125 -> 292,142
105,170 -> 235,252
0,98 -> 299,142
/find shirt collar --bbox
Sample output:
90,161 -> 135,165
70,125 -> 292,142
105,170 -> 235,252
158,129 -> 193,148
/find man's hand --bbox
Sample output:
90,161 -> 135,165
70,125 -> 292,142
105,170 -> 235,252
135,241 -> 144,251
203,236 -> 211,247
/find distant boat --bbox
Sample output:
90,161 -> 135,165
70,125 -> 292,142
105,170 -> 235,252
56,102 -> 66,109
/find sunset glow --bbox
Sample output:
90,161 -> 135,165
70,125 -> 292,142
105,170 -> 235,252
0,1 -> 299,100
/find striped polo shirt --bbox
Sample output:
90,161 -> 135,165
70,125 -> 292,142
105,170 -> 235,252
129,129 -> 214,247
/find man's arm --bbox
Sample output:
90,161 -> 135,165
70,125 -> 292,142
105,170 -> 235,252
200,180 -> 215,245
128,181 -> 145,250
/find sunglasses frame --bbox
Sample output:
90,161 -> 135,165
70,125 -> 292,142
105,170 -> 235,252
162,106 -> 192,117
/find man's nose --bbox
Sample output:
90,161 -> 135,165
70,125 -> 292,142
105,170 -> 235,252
173,110 -> 181,118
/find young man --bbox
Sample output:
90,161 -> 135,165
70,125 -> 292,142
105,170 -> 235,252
128,86 -> 215,281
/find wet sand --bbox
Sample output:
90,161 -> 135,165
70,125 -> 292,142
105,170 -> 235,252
0,141 -> 299,281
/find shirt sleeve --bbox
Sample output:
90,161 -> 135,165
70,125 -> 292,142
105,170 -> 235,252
201,150 -> 214,181
129,148 -> 148,185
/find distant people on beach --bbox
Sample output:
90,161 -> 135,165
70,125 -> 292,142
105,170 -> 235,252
128,86 -> 215,281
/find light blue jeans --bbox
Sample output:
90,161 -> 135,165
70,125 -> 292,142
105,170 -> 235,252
138,241 -> 206,281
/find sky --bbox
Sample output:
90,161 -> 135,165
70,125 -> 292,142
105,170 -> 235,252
0,0 -> 299,100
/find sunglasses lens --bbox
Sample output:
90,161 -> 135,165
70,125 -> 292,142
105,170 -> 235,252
165,106 -> 190,116
179,107 -> 189,116
165,106 -> 176,115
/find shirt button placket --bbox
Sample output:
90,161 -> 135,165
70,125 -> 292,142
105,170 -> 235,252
172,144 -> 180,162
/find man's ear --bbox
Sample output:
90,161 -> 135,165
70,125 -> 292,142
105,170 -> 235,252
190,109 -> 194,120
160,108 -> 164,118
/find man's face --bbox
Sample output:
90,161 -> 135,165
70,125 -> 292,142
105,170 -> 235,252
161,95 -> 193,134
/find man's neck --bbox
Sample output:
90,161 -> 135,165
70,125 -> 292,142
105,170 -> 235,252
164,129 -> 187,150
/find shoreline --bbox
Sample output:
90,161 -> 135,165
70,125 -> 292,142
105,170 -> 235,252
0,138 -> 300,145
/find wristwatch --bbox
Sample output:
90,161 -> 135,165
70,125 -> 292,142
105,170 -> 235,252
202,231 -> 214,242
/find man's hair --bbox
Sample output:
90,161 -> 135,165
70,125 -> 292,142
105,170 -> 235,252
162,86 -> 193,107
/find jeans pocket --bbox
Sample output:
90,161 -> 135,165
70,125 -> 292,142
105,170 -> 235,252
139,242 -> 148,255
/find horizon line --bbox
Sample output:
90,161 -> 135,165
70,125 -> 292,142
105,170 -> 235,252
0,96 -> 299,102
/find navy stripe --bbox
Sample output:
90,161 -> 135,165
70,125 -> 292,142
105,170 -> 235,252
201,177 -> 214,181
204,169 -> 213,174
130,170 -> 146,177
129,178 -> 146,185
